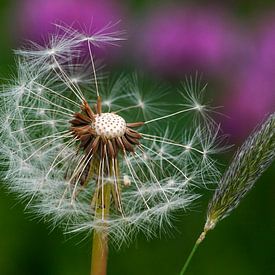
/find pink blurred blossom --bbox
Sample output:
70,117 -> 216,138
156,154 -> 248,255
224,71 -> 275,141
135,5 -> 240,78
223,15 -> 275,141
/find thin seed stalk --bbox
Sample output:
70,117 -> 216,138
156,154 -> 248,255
179,230 -> 207,275
91,183 -> 112,275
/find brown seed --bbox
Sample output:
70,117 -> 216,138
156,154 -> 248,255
126,122 -> 144,128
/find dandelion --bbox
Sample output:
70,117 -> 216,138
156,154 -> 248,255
179,113 -> 275,275
0,25 -> 220,274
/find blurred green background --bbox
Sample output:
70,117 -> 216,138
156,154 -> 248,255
0,1 -> 274,275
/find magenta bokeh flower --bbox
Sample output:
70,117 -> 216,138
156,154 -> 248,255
135,5 -> 240,78
224,71 -> 275,141
223,16 -> 275,141
253,15 -> 275,74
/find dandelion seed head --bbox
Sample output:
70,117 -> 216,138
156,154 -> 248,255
0,24 -> 223,244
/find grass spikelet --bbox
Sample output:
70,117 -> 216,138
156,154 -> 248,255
205,113 -> 275,231
179,113 -> 275,275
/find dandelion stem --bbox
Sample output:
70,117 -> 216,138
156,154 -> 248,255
179,230 -> 207,275
91,229 -> 109,275
90,183 -> 112,275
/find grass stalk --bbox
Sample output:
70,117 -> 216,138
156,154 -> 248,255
179,230 -> 207,275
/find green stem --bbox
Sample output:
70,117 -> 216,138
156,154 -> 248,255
90,184 -> 111,275
179,231 -> 207,275
91,229 -> 108,275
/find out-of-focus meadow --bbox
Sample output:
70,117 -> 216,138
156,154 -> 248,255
0,1 -> 274,274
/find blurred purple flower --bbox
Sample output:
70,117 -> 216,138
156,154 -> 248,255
223,16 -> 275,141
135,5 -> 240,78
253,15 -> 275,74
224,71 -> 275,141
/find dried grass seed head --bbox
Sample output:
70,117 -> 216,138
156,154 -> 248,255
205,113 -> 275,231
